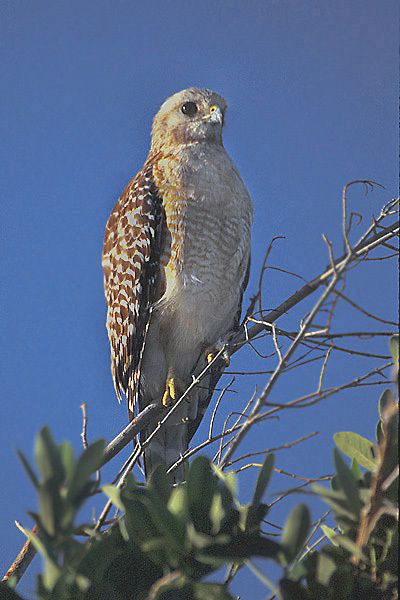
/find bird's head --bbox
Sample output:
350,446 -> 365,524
150,88 -> 227,153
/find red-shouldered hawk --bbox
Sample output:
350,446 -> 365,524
103,88 -> 253,482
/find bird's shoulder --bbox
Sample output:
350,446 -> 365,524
103,160 -> 163,262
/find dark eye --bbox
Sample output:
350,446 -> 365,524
181,102 -> 198,117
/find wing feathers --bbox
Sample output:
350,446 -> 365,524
103,162 -> 164,415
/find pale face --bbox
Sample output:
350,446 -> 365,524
151,88 -> 227,150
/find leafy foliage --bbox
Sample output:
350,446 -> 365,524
1,338 -> 398,599
1,434 -> 285,599
280,335 -> 399,600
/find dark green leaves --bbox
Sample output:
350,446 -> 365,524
66,439 -> 104,505
252,453 -> 275,506
13,340 -> 398,600
104,454 -> 278,575
35,427 -> 65,485
148,464 -> 172,504
15,428 -> 105,596
333,449 -> 362,516
280,504 -> 311,565
245,453 -> 274,533
187,456 -> 217,535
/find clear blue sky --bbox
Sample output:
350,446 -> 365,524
1,1 -> 398,598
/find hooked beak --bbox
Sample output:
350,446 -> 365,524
205,105 -> 223,125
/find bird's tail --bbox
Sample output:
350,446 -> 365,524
142,394 -> 197,483
141,378 -> 206,484
143,422 -> 187,484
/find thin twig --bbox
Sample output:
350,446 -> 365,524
232,216 -> 398,351
208,377 -> 235,440
219,187 -> 396,469
2,524 -> 38,584
330,288 -> 398,326
226,432 -> 319,468
80,403 -> 88,449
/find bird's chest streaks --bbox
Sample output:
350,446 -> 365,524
158,200 -> 240,345
152,150 -> 251,354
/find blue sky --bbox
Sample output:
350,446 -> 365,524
1,1 -> 398,597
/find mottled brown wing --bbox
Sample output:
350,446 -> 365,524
102,162 -> 164,418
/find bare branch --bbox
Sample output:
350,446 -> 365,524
2,524 -> 38,585
234,216 -> 398,351
80,403 -> 88,449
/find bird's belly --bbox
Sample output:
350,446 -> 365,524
155,266 -> 237,372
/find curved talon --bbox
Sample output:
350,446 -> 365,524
206,347 -> 231,367
162,375 -> 190,406
162,377 -> 176,406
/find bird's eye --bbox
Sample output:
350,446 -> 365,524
181,102 -> 198,117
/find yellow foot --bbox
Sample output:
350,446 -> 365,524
206,352 -> 214,364
205,346 -> 231,367
162,377 -> 176,406
162,374 -> 189,406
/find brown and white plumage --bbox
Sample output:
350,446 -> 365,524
103,88 -> 253,481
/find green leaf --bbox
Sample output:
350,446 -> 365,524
287,555 -> 309,582
38,477 -> 63,536
42,564 -> 69,595
316,551 -> 337,586
123,497 -> 160,543
103,485 -> 124,510
193,582 -> 234,600
187,456 -> 216,534
312,489 -> 358,532
312,484 -> 351,505
252,453 -> 275,506
16,524 -> 49,559
280,504 -> 311,564
334,432 -> 375,471
333,449 -> 362,516
16,449 -> 39,490
209,492 -> 225,534
168,486 -> 188,521
379,389 -> 394,420
146,491 -> 186,556
148,464 -> 172,504
330,474 -> 340,491
389,335 -> 399,368
66,439 -> 104,504
212,464 -> 237,497
124,472 -> 137,491
332,535 -> 367,561
244,502 -> 268,534
187,456 -> 216,512
35,427 -> 64,484
350,458 -> 362,482
59,442 -> 75,484
320,525 -> 340,546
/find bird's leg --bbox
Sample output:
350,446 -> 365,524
162,370 -> 189,406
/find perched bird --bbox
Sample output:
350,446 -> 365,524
103,88 -> 253,482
